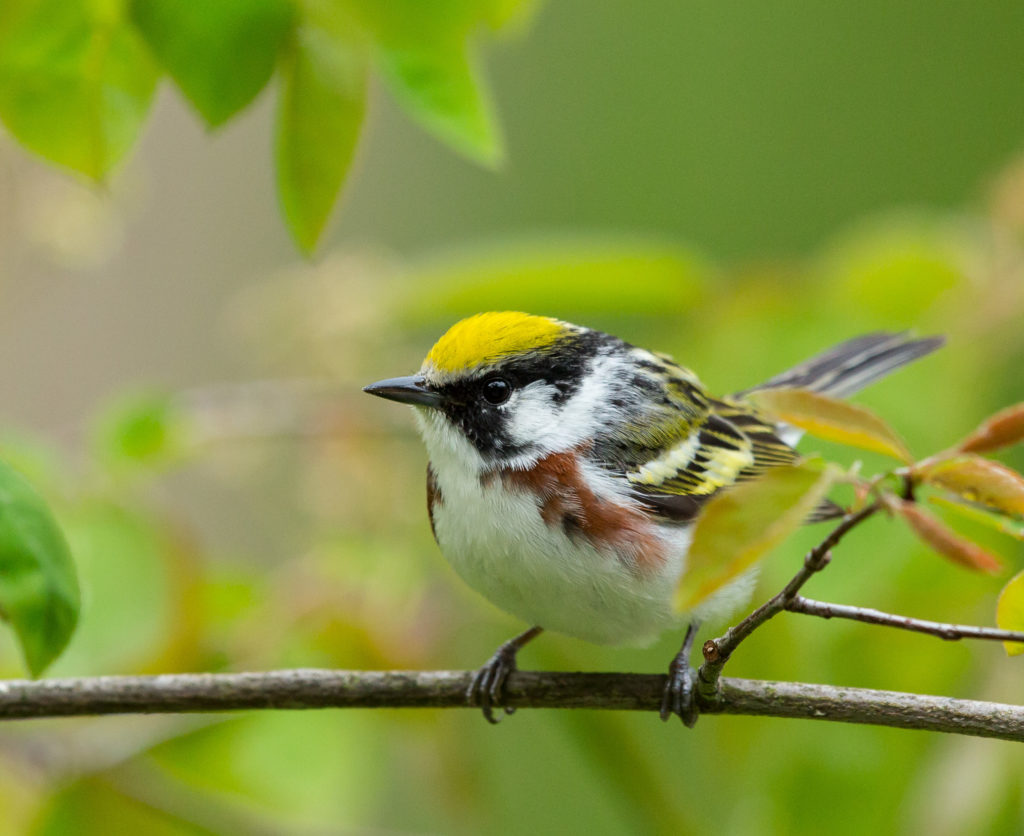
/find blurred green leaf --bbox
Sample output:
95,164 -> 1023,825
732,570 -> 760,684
93,391 -> 187,472
149,711 -> 383,826
276,18 -> 367,253
401,239 -> 709,324
675,459 -> 835,611
820,218 -> 965,321
920,455 -> 1024,518
0,459 -> 79,676
893,498 -> 1003,574
130,0 -> 294,127
480,0 -> 542,32
54,503 -> 178,675
996,570 -> 1024,657
35,778 -> 205,836
747,387 -> 913,463
956,402 -> 1024,455
375,37 -> 502,165
0,0 -> 158,180
929,495 -> 1024,541
344,0 -> 505,164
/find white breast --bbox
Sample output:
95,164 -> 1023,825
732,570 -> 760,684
416,411 -> 686,646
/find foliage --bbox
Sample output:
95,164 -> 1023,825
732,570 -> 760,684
0,0 -> 534,252
0,460 -> 78,676
677,389 -> 1024,612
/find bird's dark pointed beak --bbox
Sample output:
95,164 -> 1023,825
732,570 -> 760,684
363,375 -> 443,408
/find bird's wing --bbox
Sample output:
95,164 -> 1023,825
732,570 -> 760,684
593,357 -> 802,522
598,332 -> 944,524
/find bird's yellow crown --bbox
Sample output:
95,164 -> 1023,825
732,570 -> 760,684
423,312 -> 572,376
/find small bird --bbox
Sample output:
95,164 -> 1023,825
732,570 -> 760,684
364,312 -> 942,723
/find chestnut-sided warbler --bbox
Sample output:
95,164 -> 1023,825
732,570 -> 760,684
365,312 -> 942,723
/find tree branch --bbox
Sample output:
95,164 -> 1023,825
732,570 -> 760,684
785,596 -> 1024,643
0,669 -> 1022,741
697,501 -> 882,697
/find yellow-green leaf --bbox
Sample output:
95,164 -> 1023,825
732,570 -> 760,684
399,238 -> 708,325
957,403 -> 1024,455
996,570 -> 1024,656
894,499 -> 1002,574
276,21 -> 367,252
929,495 -> 1024,541
674,460 -> 835,611
920,455 -> 1024,518
0,0 -> 158,180
746,387 -> 912,462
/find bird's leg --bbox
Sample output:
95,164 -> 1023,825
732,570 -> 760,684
467,626 -> 543,724
660,620 -> 701,727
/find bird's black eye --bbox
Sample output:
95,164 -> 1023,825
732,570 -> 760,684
481,377 -> 512,405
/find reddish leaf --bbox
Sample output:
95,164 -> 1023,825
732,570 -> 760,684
747,388 -> 912,462
920,456 -> 1024,518
894,499 -> 1002,573
957,403 -> 1024,454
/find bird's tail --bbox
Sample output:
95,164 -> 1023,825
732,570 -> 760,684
738,332 -> 945,400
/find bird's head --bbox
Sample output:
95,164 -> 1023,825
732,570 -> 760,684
364,311 -> 638,471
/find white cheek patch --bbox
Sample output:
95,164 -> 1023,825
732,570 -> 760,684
502,381 -> 564,451
503,353 -> 629,456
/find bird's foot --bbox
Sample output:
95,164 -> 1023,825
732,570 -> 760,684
660,657 -> 699,727
467,626 -> 543,724
659,620 -> 701,727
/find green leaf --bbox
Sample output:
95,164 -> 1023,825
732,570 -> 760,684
342,0 -> 503,164
0,0 -> 158,180
93,391 -> 187,472
747,387 -> 913,463
376,36 -> 502,165
920,455 -> 1024,518
929,495 -> 1024,541
55,503 -> 179,674
276,22 -> 367,253
0,459 -> 79,676
479,0 -> 542,32
399,238 -> 709,324
674,459 -> 836,611
996,570 -> 1024,656
130,0 -> 294,127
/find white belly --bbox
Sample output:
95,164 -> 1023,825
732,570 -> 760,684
429,462 -> 690,646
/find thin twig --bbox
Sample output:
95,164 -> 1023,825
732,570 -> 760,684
697,501 -> 882,698
786,596 -> 1024,643
0,670 -> 1021,742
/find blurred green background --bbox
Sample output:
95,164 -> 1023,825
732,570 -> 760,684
1,1 -> 1024,833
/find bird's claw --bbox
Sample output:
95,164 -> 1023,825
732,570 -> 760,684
660,658 -> 699,727
467,642 -> 520,724
660,621 -> 701,727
